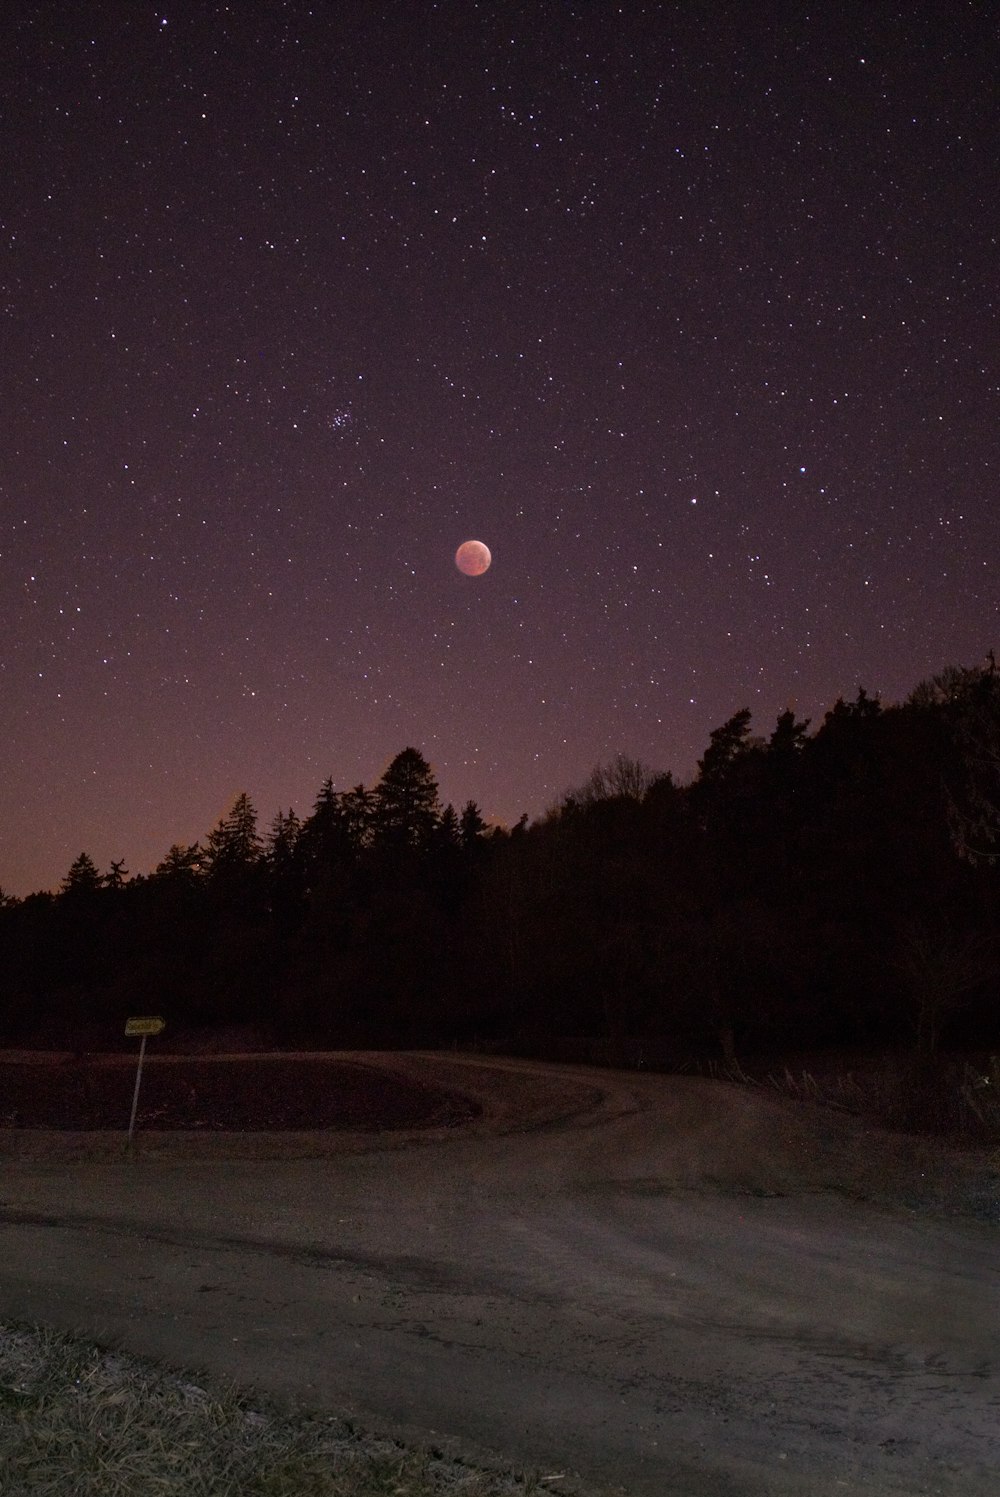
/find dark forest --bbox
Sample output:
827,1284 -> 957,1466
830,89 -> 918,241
3,661 -> 998,1099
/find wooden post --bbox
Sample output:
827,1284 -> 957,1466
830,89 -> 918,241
123,1017 -> 165,1151
127,1033 -> 147,1149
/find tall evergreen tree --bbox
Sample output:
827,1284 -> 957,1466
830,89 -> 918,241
61,852 -> 102,897
768,709 -> 810,756
265,807 -> 303,933
298,780 -> 346,881
939,657 -> 1000,865
104,859 -> 129,890
266,808 -> 301,870
339,784 -> 375,854
154,843 -> 204,881
697,708 -> 754,783
205,792 -> 262,876
303,778 -> 339,843
437,803 -> 461,847
460,800 -> 487,848
372,749 -> 440,850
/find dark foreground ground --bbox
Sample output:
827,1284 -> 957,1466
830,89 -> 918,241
0,1054 -> 480,1131
1,1053 -> 999,1496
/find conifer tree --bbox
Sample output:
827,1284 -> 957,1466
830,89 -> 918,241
205,792 -> 262,876
460,799 -> 486,847
940,656 -> 1000,865
768,709 -> 810,756
154,843 -> 204,880
697,709 -> 753,783
266,808 -> 301,869
340,784 -> 375,852
437,803 -> 461,847
61,852 -> 102,896
372,749 -> 440,850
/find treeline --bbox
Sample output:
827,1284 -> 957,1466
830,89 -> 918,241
1,661 -> 999,1061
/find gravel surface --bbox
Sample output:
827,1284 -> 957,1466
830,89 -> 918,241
1,1053 -> 998,1496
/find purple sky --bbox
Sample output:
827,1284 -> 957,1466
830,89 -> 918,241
3,3 -> 997,895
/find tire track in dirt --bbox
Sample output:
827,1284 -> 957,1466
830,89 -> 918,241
1,1054 -> 998,1495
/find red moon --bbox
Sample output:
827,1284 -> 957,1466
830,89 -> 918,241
455,539 -> 492,576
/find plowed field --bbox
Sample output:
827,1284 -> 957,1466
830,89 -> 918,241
0,1055 -> 479,1131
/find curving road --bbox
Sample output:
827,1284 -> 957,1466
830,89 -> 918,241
1,1054 -> 998,1495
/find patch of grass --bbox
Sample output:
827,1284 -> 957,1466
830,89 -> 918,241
764,1053 -> 1000,1143
0,1322 -> 553,1497
764,1063 -> 897,1117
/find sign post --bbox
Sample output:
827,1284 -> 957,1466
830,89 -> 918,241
124,1016 -> 165,1148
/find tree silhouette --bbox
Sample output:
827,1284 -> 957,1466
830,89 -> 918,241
154,843 -> 204,881
340,784 -> 375,853
3,662 -> 999,1069
372,748 -> 440,850
567,753 -> 661,805
205,792 -> 262,877
436,803 -> 461,847
61,852 -> 102,897
895,917 -> 994,1061
297,780 -> 350,885
460,800 -> 487,848
938,657 -> 1000,865
266,808 -> 300,871
696,708 -> 754,783
768,709 -> 810,756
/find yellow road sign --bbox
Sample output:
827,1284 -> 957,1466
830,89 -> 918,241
124,1016 -> 165,1037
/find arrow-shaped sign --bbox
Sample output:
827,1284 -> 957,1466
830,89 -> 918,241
124,1016 -> 165,1037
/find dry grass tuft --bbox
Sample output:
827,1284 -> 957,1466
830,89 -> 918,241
764,1053 -> 1000,1143
0,1322 -> 545,1497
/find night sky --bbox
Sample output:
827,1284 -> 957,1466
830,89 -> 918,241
3,3 -> 997,896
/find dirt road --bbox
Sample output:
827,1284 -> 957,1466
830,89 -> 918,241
1,1054 -> 998,1495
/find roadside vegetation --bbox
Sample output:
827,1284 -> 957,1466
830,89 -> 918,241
0,1321 -> 549,1497
701,1049 -> 1000,1146
760,1052 -> 1000,1139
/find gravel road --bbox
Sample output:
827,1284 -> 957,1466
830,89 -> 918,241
1,1053 -> 998,1495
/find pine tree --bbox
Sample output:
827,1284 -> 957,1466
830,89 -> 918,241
940,656 -> 1000,865
372,749 -> 440,850
154,843 -> 204,880
61,852 -> 102,896
768,709 -> 810,756
437,803 -> 461,847
266,808 -> 301,870
104,859 -> 129,890
306,778 -> 340,839
340,784 -> 375,852
460,800 -> 487,847
697,709 -> 754,783
265,807 -> 304,929
205,792 -> 262,877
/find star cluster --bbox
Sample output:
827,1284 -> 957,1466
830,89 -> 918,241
2,3 -> 997,893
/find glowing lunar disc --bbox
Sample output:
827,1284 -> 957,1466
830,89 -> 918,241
455,539 -> 492,576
